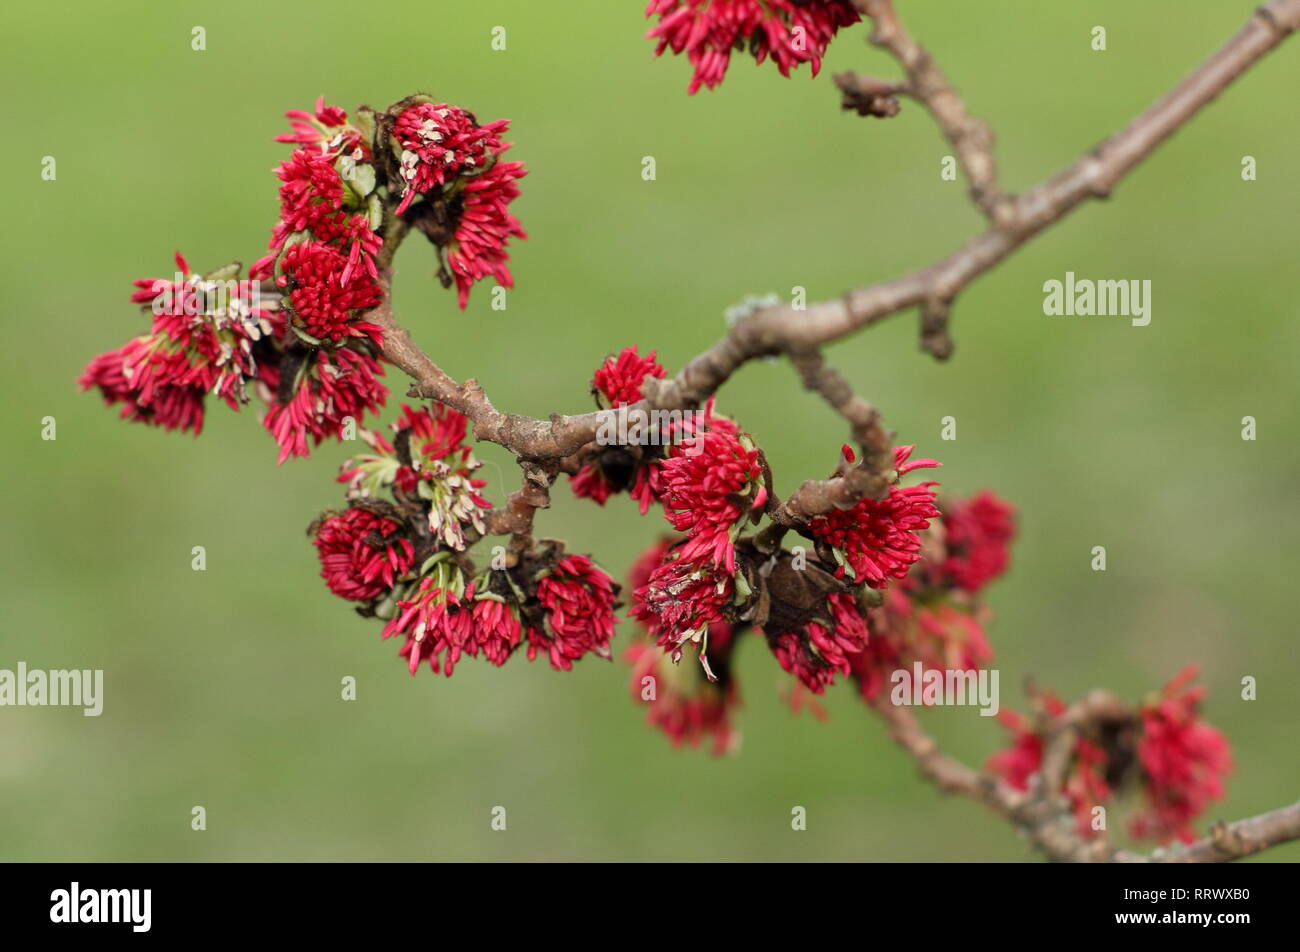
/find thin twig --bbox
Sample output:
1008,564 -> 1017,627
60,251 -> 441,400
857,0 -> 1004,217
772,349 -> 895,522
485,459 -> 556,556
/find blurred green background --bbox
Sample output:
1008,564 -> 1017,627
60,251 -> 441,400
2,0 -> 1297,861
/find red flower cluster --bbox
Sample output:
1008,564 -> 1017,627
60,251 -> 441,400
338,403 -> 490,550
771,591 -> 871,694
987,668 -> 1232,844
852,584 -> 995,701
392,104 -> 507,215
80,252 -> 277,434
269,150 -> 346,249
471,596 -> 527,668
383,563 -> 495,676
1132,666 -> 1233,843
808,445 -> 940,587
986,698 -> 1111,837
570,346 -> 668,511
627,454 -> 1012,745
261,103 -> 384,288
626,401 -> 766,686
80,99 -> 393,463
445,159 -> 528,309
379,548 -> 618,678
626,635 -> 741,754
278,241 -> 384,346
263,347 -> 388,464
631,542 -> 734,680
645,0 -> 860,94
626,538 -> 741,751
275,96 -> 355,148
314,403 -> 559,678
388,100 -> 528,308
984,708 -> 1046,792
255,98 -> 390,461
631,441 -> 1001,712
82,94 -> 531,463
529,554 -> 620,671
846,487 -> 1013,700
394,400 -> 471,460
569,458 -> 659,511
937,491 -> 1016,594
593,346 -> 665,408
314,506 -> 416,602
659,409 -> 765,573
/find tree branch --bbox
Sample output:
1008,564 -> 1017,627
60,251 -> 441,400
770,349 -> 896,523
1158,801 -> 1300,863
375,0 -> 1300,479
740,0 -> 1300,353
855,0 -> 1004,218
833,71 -> 905,118
339,8 -> 1300,860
